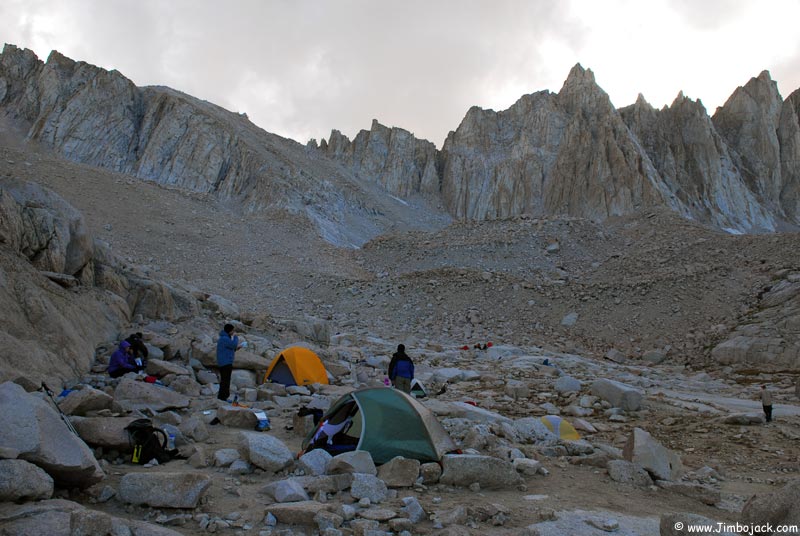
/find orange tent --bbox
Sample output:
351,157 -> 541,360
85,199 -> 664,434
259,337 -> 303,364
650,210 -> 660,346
263,346 -> 329,386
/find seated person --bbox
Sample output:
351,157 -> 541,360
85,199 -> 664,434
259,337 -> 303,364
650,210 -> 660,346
108,340 -> 145,378
125,332 -> 149,368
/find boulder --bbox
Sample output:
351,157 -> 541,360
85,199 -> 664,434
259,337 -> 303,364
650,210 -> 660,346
401,496 -> 427,523
377,456 -> 420,487
213,448 -> 241,467
214,350 -> 270,371
554,376 -> 582,394
179,416 -> 210,442
720,413 -> 765,425
119,472 -> 211,508
642,349 -> 668,365
69,416 -> 137,449
512,417 -> 558,444
146,359 -> 191,377
350,473 -> 389,503
440,454 -> 522,489
291,474 -> 354,494
328,450 -> 377,476
0,499 -> 84,535
623,428 -> 682,481
741,478 -> 800,528
561,312 -> 579,327
113,378 -> 190,412
590,379 -> 643,411
238,432 -> 293,473
420,462 -> 442,484
58,387 -> 113,416
0,459 -> 54,501
512,458 -> 543,476
607,460 -> 653,487
217,406 -> 259,429
299,448 -> 332,476
70,508 -> 186,536
168,375 -> 202,396
231,369 -> 257,389
424,399 -> 512,424
263,478 -> 310,503
0,382 -> 103,488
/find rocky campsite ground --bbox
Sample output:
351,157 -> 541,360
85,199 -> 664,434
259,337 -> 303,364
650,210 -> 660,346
1,133 -> 800,535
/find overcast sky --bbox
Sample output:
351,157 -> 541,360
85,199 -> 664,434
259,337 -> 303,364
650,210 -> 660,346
2,0 -> 799,147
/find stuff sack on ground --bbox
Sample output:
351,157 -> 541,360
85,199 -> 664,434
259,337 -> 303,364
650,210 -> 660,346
124,418 -> 172,464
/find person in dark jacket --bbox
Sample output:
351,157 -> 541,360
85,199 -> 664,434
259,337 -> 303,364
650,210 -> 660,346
108,340 -> 143,378
387,344 -> 415,393
125,332 -> 149,368
216,323 -> 243,401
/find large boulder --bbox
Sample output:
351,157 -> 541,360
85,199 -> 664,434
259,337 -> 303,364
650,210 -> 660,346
69,416 -> 137,449
741,478 -> 800,529
0,382 -> 103,488
238,432 -> 293,473
623,428 -> 682,481
118,472 -> 211,508
439,455 -> 521,489
377,456 -> 420,488
217,406 -> 259,429
230,350 -> 271,371
0,499 -> 84,535
590,379 -> 643,411
266,500 -> 330,525
350,473 -> 389,503
57,387 -> 113,416
328,451 -> 377,476
113,378 -> 190,411
607,460 -> 653,487
0,458 -> 54,501
146,359 -> 191,377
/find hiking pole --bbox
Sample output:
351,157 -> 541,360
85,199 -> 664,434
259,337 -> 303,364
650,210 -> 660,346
41,382 -> 79,436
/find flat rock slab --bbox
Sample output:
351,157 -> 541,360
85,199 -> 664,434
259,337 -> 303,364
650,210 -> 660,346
113,378 -> 190,412
267,501 -> 330,525
358,507 -> 397,521
529,508 -> 658,536
440,454 -> 521,489
590,379 -> 643,411
119,472 -> 211,508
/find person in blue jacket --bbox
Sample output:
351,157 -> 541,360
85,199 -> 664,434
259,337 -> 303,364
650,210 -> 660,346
108,340 -> 143,378
387,344 -> 415,393
216,323 -> 243,401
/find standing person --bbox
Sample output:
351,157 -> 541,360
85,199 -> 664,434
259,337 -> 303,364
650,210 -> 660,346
125,332 -> 149,369
108,340 -> 144,378
216,323 -> 242,402
761,385 -> 773,423
387,344 -> 414,394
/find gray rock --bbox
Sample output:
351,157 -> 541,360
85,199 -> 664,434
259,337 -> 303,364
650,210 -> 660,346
623,428 -> 682,481
604,349 -> 627,363
267,500 -> 329,525
440,454 -> 522,489
554,376 -> 582,394
0,382 -> 104,488
350,473 -> 389,503
401,497 -> 428,524
119,472 -> 211,508
328,450 -> 377,476
0,459 -> 54,501
213,448 -> 241,467
58,387 -> 113,416
195,370 -> 218,385
146,358 -> 191,377
217,405 -> 259,428
642,349 -> 668,365
168,375 -> 202,396
513,458 -> 543,476
720,413 -> 765,425
607,460 -> 653,487
741,478 -> 800,528
377,456 -> 420,487
561,312 -> 579,327
229,460 -> 252,475
264,478 -> 310,503
179,416 -> 210,442
113,378 -> 190,412
69,416 -> 137,449
420,462 -> 442,484
513,417 -> 559,444
299,448 -> 333,476
590,379 -> 643,411
292,473 -> 354,494
231,369 -> 256,389
238,432 -> 293,473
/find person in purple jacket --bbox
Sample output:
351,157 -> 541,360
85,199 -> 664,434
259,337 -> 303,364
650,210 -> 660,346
108,340 -> 143,378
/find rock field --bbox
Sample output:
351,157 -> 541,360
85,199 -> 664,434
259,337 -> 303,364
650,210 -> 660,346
1,94 -> 800,535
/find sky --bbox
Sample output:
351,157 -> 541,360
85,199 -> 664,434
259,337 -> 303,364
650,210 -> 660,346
1,0 -> 799,148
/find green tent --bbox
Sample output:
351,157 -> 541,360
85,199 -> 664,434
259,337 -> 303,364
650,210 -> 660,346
301,387 -> 457,464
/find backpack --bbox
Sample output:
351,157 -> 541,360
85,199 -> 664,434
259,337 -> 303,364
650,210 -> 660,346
124,418 -> 171,464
